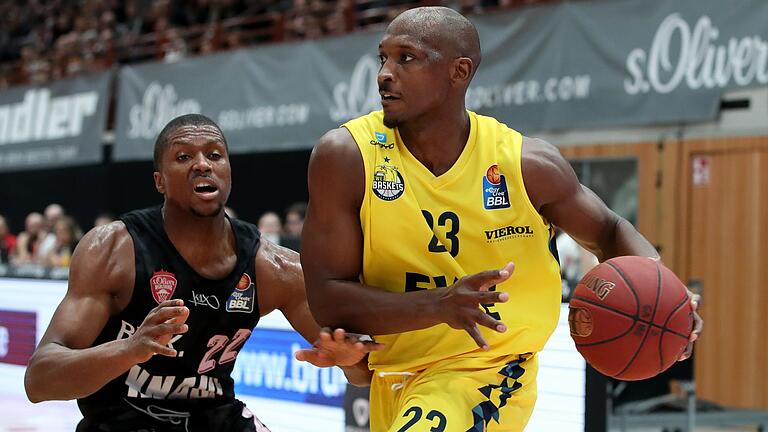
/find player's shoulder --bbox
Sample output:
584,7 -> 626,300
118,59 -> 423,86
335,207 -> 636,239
71,221 -> 134,274
76,221 -> 132,256
472,111 -> 522,134
316,127 -> 358,156
520,136 -> 580,209
68,221 -> 135,294
521,136 -> 562,164
311,127 -> 364,180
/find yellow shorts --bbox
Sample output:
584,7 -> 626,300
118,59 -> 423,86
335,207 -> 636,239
369,354 -> 538,432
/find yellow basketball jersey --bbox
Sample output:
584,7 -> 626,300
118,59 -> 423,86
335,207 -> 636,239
342,110 -> 562,373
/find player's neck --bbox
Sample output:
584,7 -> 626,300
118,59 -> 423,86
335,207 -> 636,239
162,204 -> 237,279
162,204 -> 230,248
398,107 -> 470,177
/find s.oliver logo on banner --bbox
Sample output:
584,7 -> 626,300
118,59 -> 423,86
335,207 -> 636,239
127,82 -> 201,140
625,13 -> 768,95
0,310 -> 36,366
330,55 -> 381,122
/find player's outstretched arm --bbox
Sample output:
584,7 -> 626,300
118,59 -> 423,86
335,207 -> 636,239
301,129 -> 510,346
24,222 -> 189,402
521,137 -> 657,261
521,136 -> 702,359
255,240 -> 381,385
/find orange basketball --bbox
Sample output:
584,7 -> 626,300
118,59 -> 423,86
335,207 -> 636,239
568,256 -> 693,381
486,164 -> 501,184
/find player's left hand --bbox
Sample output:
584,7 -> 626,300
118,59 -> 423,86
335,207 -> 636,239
294,328 -> 385,367
678,291 -> 703,361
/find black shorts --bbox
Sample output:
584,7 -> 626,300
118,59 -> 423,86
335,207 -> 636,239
76,399 -> 269,432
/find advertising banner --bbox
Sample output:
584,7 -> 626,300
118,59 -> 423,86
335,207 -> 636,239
0,72 -> 111,171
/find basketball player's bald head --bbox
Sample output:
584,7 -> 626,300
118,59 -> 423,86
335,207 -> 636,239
386,7 -> 482,75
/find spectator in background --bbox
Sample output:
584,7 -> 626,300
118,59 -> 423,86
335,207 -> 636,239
257,211 -> 283,245
0,214 -> 16,264
0,65 -> 10,89
198,24 -> 219,54
285,0 -> 323,41
324,2 -> 350,36
37,203 -> 65,262
93,213 -> 115,228
44,203 -> 65,229
20,44 -> 49,84
42,216 -> 81,268
282,201 -> 306,252
162,27 -> 188,63
225,28 -> 243,50
12,212 -> 45,265
114,0 -> 146,52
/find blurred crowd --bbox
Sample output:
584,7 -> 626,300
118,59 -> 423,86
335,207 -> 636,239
0,204 -> 104,269
256,201 -> 306,252
0,0 -> 550,88
0,201 -> 307,269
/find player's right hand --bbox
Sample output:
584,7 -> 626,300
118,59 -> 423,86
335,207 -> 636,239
432,262 -> 513,350
295,328 -> 384,367
125,299 -> 189,363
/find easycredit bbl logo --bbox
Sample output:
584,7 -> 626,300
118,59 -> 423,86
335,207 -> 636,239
483,164 -> 511,210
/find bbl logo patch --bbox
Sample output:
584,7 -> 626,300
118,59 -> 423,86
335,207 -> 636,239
483,164 -> 511,210
150,270 -> 177,304
226,273 -> 255,313
372,162 -> 405,201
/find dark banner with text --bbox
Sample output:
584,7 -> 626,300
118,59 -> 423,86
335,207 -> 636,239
114,0 -> 767,159
0,72 -> 111,171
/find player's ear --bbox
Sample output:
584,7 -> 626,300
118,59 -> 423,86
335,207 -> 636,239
451,57 -> 473,85
154,171 -> 165,194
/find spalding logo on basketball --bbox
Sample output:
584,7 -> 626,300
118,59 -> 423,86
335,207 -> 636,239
568,256 -> 694,381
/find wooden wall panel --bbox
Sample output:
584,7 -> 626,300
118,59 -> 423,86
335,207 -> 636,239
560,136 -> 768,409
681,136 -> 768,409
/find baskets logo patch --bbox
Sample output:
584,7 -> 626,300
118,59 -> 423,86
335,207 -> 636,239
372,158 -> 405,201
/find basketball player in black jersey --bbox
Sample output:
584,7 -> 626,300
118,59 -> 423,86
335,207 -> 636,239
24,114 -> 379,432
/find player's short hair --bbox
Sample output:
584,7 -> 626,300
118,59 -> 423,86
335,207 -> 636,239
153,113 -> 228,170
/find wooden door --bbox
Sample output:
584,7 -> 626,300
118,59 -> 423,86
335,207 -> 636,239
688,147 -> 768,409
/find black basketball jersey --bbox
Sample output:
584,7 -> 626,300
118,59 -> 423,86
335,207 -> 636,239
77,206 -> 262,431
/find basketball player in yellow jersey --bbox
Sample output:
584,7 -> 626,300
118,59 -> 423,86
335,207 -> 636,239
302,7 -> 703,432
